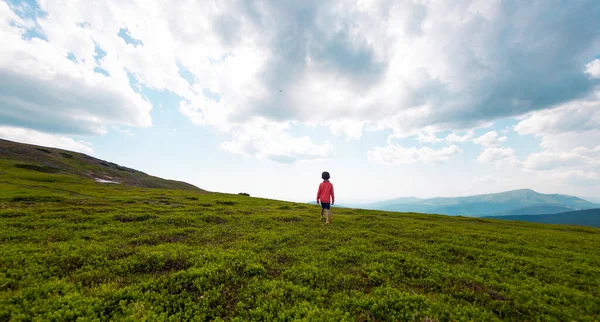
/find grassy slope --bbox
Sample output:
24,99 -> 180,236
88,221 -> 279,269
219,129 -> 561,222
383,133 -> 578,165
485,209 -> 600,228
0,139 -> 203,191
1,159 -> 600,321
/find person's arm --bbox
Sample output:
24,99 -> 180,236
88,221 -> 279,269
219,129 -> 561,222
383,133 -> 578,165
316,184 -> 322,204
331,184 -> 335,205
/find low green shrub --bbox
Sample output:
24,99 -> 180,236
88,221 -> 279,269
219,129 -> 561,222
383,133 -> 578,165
1,174 -> 599,320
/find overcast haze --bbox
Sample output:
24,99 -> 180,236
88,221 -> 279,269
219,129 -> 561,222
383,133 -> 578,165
1,0 -> 600,202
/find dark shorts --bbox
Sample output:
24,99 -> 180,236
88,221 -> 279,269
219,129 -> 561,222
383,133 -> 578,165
321,203 -> 331,210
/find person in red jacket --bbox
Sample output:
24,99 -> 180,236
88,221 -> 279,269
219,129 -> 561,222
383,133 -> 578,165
316,171 -> 335,224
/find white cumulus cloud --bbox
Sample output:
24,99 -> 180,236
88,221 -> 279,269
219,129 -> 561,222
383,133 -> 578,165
0,126 -> 93,154
477,147 -> 516,164
445,131 -> 473,142
515,94 -> 600,136
218,118 -> 333,163
523,147 -> 600,171
368,144 -> 462,165
0,1 -> 153,135
586,59 -> 600,79
1,0 -> 600,163
473,131 -> 507,147
516,91 -> 600,181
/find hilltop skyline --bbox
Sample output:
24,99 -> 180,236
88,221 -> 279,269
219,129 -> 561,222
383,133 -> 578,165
1,0 -> 599,202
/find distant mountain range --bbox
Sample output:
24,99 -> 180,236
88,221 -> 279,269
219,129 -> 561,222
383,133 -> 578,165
582,196 -> 600,204
352,189 -> 600,217
484,209 -> 600,228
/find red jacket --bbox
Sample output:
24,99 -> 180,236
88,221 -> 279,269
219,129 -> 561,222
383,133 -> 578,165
317,180 -> 335,204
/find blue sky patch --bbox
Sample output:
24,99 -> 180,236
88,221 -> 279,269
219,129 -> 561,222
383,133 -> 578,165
176,61 -> 195,85
203,88 -> 221,103
94,44 -> 107,63
7,0 -> 46,40
118,28 -> 143,47
126,71 -> 142,93
94,67 -> 110,77
6,0 -> 46,19
21,28 -> 46,41
66,52 -> 77,63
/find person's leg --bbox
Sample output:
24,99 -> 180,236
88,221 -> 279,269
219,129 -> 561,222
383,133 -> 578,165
320,207 -> 325,220
325,209 -> 331,224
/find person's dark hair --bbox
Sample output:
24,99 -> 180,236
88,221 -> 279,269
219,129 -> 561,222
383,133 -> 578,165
321,171 -> 330,180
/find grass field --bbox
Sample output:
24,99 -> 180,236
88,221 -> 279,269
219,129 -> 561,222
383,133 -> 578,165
1,158 -> 600,321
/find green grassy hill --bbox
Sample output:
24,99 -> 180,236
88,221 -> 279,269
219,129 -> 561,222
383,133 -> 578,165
1,144 -> 600,321
0,139 -> 203,191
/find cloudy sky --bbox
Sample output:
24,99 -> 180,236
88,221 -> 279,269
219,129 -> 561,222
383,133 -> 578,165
1,0 -> 600,203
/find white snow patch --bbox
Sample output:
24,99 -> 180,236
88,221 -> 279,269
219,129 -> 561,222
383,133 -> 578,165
94,178 -> 120,184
